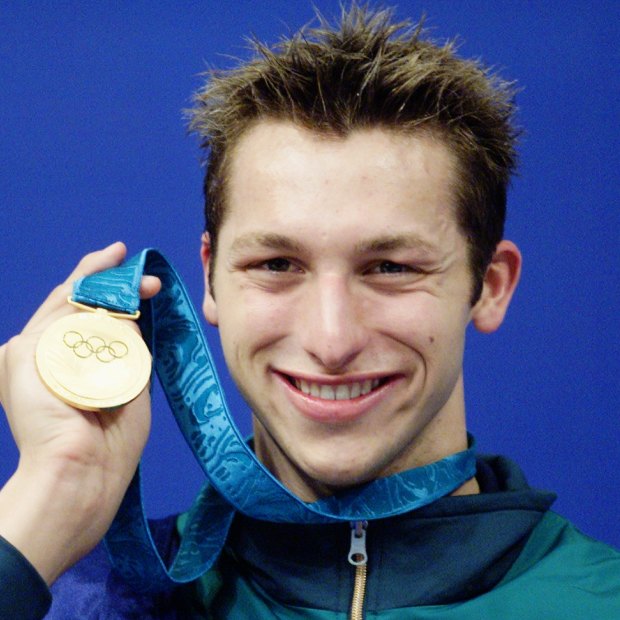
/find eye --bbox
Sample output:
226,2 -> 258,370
371,261 -> 412,274
260,258 -> 298,273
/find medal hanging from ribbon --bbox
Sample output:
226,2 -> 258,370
36,300 -> 151,412
35,249 -> 476,593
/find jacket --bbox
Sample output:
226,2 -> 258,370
2,455 -> 619,618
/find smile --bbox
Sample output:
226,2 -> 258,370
292,378 -> 381,400
275,372 -> 400,424
276,372 -> 399,424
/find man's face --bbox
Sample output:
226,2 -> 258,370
202,121 -> 479,501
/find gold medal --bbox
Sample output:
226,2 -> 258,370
35,301 -> 152,411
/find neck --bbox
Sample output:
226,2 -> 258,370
452,476 -> 480,496
254,428 -> 478,503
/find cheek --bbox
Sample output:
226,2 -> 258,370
422,312 -> 470,378
218,288 -> 294,358
374,294 -> 469,356
373,295 -> 442,339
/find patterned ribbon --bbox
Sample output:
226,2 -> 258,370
72,249 -> 476,593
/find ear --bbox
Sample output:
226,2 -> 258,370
471,240 -> 522,334
200,232 -> 219,326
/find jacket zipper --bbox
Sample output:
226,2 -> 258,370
348,521 -> 368,620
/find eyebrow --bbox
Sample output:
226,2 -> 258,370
354,234 -> 441,255
230,232 -> 303,254
229,231 -> 441,257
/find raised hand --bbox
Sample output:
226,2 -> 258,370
0,242 -> 160,584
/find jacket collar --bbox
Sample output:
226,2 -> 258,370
222,455 -> 556,612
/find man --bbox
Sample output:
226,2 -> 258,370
1,5 -> 619,618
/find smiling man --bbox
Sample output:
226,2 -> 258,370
201,122 -> 505,501
1,5 -> 619,620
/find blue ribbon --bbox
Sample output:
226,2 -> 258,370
73,249 -> 476,593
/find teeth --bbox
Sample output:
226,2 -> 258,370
320,385 -> 336,399
293,378 -> 383,400
335,385 -> 349,400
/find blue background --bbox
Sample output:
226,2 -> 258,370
1,1 -> 618,548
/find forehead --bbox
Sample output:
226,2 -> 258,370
222,120 -> 461,248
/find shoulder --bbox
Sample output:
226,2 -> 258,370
489,511 -> 620,615
507,510 -> 620,576
381,511 -> 620,619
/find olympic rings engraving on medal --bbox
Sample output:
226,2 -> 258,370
63,330 -> 129,363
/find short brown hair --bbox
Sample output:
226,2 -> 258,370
189,4 -> 518,302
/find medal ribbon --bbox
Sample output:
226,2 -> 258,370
72,249 -> 476,592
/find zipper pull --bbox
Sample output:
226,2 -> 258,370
348,520 -> 368,566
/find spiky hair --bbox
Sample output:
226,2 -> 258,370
189,4 -> 518,301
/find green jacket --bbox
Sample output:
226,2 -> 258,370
208,511 -> 620,618
4,455 -> 617,618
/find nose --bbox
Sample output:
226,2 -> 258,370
298,273 -> 369,371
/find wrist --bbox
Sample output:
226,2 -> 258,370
0,460 -> 116,584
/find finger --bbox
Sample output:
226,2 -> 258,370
139,276 -> 161,300
23,242 -> 128,333
63,241 -> 127,284
25,272 -> 161,338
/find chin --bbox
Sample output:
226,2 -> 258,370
299,454 -> 386,494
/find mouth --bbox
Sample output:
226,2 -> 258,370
275,371 -> 399,423
285,375 -> 388,401
273,370 -> 400,423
